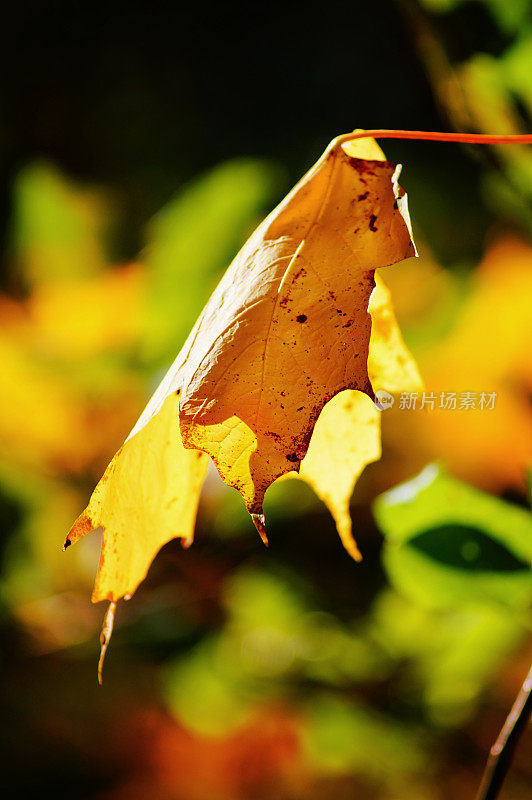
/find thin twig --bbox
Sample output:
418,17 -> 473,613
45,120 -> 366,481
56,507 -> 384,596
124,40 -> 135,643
475,662 -> 532,800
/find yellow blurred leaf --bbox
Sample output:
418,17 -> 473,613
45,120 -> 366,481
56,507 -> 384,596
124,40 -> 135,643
27,264 -> 144,360
0,266 -> 143,474
0,264 -> 143,361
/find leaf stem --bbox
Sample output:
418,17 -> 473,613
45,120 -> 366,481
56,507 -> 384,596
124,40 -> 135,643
335,130 -> 532,147
98,601 -> 117,685
475,662 -> 532,800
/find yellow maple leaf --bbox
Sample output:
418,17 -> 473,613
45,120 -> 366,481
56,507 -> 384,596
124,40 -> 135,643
298,274 -> 422,561
65,132 -> 420,637
67,391 -> 209,602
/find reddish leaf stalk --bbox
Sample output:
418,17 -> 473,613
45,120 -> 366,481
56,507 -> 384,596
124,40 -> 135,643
336,130 -> 532,147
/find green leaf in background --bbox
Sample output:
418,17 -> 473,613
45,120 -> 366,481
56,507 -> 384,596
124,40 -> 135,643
10,163 -> 111,286
374,465 -> 532,610
417,0 -> 531,37
502,28 -> 532,110
369,589 -> 524,726
481,0 -> 531,36
302,692 -> 428,783
141,158 -> 282,366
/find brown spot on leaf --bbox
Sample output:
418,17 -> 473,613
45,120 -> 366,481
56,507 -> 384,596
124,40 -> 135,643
344,156 -> 377,176
369,215 -> 378,232
286,452 -> 299,462
358,191 -> 369,201
296,314 -> 307,323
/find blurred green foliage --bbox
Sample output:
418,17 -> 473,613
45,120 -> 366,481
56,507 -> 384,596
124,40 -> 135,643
416,0 -> 532,234
375,465 -> 532,609
0,2 -> 531,800
11,163 -> 111,287
142,159 -> 282,366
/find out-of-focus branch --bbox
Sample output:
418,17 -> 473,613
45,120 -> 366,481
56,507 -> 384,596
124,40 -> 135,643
475,662 -> 532,800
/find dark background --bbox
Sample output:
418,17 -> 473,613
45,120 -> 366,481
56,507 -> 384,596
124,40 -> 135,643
3,0 -> 513,269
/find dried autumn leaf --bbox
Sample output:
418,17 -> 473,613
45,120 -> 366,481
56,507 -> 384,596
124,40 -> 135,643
298,273 -> 422,560
67,392 -> 209,602
66,131 -> 419,604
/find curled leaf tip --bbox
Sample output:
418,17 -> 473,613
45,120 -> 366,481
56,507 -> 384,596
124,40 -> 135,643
351,545 -> 363,563
98,601 -> 117,685
251,513 -> 269,547
335,513 -> 364,563
342,534 -> 363,563
62,538 -> 71,551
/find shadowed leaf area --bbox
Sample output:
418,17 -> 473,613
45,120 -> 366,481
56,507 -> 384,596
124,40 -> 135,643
410,524 -> 530,573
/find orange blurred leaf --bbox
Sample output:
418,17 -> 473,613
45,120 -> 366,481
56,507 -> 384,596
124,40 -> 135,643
383,236 -> 532,493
